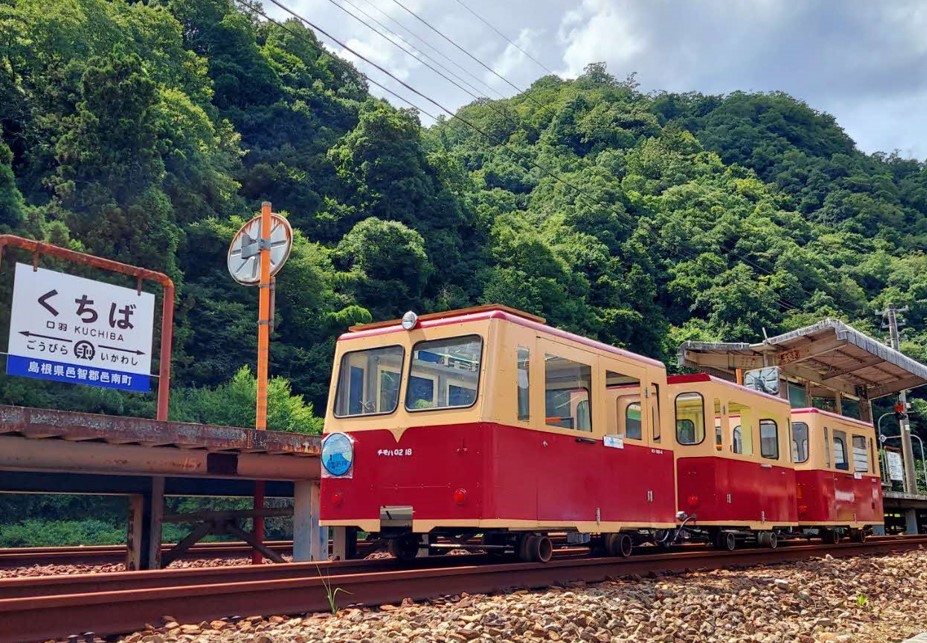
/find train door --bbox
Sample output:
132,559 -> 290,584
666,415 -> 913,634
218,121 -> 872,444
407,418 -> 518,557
831,429 -> 855,522
849,432 -> 880,523
758,416 -> 795,524
535,338 -> 599,524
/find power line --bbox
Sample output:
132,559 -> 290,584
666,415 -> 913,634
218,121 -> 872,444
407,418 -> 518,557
237,0 -> 440,120
256,0 -> 633,227
453,0 -> 555,76
387,0 -> 536,103
320,0 -> 494,102
351,0 -> 507,101
241,0 -> 806,313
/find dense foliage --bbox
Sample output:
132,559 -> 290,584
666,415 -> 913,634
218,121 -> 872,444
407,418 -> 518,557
1,0 -> 926,433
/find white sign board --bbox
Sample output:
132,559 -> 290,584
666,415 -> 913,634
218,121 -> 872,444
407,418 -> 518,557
7,264 -> 155,392
887,450 -> 904,482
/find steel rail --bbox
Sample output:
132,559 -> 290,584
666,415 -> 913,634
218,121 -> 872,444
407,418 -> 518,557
0,541 -> 295,568
1,536 -> 925,643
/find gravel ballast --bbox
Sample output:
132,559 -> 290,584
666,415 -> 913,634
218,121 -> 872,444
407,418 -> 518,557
105,548 -> 927,642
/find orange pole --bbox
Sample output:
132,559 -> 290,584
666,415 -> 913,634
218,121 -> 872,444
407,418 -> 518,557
252,201 -> 272,564
735,368 -> 744,386
256,201 -> 272,432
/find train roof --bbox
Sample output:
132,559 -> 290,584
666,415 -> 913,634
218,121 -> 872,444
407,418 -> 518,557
340,304 -> 665,369
668,372 -> 791,405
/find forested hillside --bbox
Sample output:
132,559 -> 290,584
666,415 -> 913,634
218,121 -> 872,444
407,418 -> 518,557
2,0 -> 926,432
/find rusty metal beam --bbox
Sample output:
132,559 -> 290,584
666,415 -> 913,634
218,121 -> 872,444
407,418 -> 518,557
0,405 -> 320,455
0,436 -> 319,480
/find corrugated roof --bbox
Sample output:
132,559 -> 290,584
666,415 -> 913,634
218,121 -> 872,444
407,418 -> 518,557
678,319 -> 927,400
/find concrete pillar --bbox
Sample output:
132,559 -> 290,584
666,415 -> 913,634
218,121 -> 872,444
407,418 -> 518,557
331,526 -> 357,561
905,508 -> 919,534
138,476 -> 165,570
293,480 -> 323,561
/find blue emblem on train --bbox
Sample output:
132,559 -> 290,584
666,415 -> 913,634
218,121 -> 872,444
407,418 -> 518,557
321,432 -> 354,476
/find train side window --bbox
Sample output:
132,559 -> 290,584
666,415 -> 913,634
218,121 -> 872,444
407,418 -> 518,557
545,354 -> 592,432
713,399 -> 723,449
852,435 -> 868,472
760,420 -> 779,460
625,402 -> 642,440
517,347 -> 530,422
728,402 -> 753,455
791,422 -> 809,463
869,437 -> 875,473
832,430 -> 849,471
824,427 -> 830,467
652,384 -> 661,442
675,392 -> 705,445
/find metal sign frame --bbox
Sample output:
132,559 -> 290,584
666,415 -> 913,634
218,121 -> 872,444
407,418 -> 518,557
0,235 -> 175,421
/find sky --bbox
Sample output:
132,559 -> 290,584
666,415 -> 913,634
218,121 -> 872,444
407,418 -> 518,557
274,0 -> 927,160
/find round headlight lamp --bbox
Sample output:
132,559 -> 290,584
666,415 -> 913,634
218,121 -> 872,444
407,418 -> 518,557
321,432 -> 354,476
401,310 -> 418,330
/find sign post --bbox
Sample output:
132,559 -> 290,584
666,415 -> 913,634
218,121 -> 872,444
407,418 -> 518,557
228,203 -> 292,564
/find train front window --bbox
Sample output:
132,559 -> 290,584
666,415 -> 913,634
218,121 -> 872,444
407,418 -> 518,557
791,422 -> 809,463
545,354 -> 592,431
406,335 -> 482,411
334,345 -> 405,417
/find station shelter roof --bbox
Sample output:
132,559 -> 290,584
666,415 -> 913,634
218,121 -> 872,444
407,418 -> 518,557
677,319 -> 927,401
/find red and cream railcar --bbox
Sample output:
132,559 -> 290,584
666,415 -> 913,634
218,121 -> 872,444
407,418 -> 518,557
791,408 -> 883,542
319,305 -> 677,561
668,374 -> 797,549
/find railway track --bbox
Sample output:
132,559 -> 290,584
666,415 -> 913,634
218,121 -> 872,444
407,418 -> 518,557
0,541 -> 295,568
1,535 -> 924,643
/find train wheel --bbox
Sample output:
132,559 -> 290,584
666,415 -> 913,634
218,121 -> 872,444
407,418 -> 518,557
821,529 -> 840,545
532,536 -> 553,563
717,531 -> 736,551
388,533 -> 420,561
605,533 -> 633,558
768,531 -> 778,549
520,535 -> 552,563
850,529 -> 867,543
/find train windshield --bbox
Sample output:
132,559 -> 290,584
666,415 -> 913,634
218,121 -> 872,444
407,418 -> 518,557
334,345 -> 405,417
406,335 -> 483,411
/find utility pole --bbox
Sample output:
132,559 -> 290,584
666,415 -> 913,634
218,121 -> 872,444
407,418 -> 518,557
886,304 -> 918,495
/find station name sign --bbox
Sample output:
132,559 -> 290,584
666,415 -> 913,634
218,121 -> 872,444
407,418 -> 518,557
6,263 -> 155,392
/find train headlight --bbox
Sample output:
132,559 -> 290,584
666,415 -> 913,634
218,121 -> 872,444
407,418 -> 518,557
321,433 -> 354,477
401,310 -> 418,330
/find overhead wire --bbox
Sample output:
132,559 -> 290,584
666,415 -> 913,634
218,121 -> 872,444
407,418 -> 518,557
350,0 -> 508,100
237,0 -> 440,120
242,0 -> 805,313
452,0 -> 555,77
253,0 -> 639,227
387,0 -> 543,106
318,0 -> 498,104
